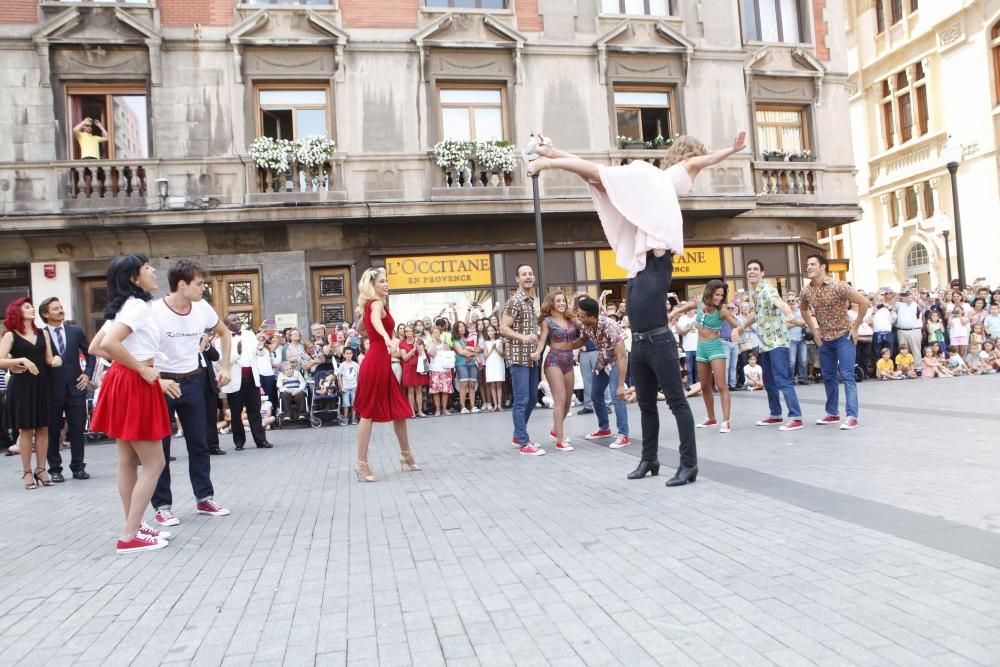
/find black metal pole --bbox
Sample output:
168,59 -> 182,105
946,162 -> 966,288
532,174 -> 546,297
942,229 -> 952,286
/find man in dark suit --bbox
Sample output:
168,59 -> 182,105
39,297 -> 95,482
200,332 -> 225,455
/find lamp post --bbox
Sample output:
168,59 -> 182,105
942,229 -> 952,286
942,139 -> 966,288
531,174 -> 546,297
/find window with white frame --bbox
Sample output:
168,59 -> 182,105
875,0 -> 918,34
879,62 -> 927,149
439,87 -> 505,141
613,87 -> 676,143
67,87 -> 149,160
600,0 -> 670,16
754,105 -> 808,154
256,87 -> 330,141
743,0 -> 805,43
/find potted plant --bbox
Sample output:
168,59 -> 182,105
648,134 -> 677,149
617,135 -> 644,149
788,149 -> 815,162
249,136 -> 291,192
475,140 -> 516,186
761,150 -> 787,162
295,134 -> 336,191
433,139 -> 474,186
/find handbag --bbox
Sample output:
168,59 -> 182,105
739,341 -> 753,353
416,350 -> 428,374
438,350 -> 456,370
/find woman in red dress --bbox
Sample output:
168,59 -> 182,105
399,325 -> 429,418
353,267 -> 421,482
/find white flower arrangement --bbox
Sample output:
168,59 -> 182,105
476,140 -> 516,173
249,136 -> 291,173
295,135 -> 336,168
433,139 -> 474,170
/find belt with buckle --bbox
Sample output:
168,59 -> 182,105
159,369 -> 202,382
632,326 -> 670,343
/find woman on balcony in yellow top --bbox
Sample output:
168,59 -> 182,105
73,117 -> 108,159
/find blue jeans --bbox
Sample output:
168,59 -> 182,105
723,340 -> 739,388
578,350 -> 608,408
591,364 -> 628,436
759,347 -> 802,419
154,374 -> 213,509
872,331 -> 894,359
787,339 -> 807,381
510,364 -> 540,444
818,334 -> 859,419
684,350 -> 698,388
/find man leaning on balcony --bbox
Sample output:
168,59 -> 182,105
73,118 -> 108,160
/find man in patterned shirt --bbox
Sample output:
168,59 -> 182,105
500,264 -> 543,456
574,297 -> 630,448
733,259 -> 803,431
799,253 -> 870,430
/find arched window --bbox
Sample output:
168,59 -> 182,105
993,23 -> 1000,104
905,243 -> 929,269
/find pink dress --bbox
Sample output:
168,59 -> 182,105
587,161 -> 693,278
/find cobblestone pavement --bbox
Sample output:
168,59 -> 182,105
1,378 -> 999,666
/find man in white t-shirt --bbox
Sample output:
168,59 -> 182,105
887,288 -> 926,371
150,260 -> 233,529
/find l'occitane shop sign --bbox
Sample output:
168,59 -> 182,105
386,254 -> 492,289
599,247 -> 722,280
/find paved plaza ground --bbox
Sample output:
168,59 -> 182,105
1,377 -> 999,666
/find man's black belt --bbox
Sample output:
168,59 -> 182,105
159,369 -> 202,381
632,326 -> 670,343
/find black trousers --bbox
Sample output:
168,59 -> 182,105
205,389 -> 220,449
153,374 -> 213,509
629,329 -> 697,468
47,393 -> 87,474
227,378 -> 266,447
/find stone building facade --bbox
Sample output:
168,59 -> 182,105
831,0 -> 1000,291
0,0 -> 859,335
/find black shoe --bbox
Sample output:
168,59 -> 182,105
665,465 -> 698,487
209,448 -> 226,456
50,472 -> 66,483
256,441 -> 273,449
577,407 -> 594,415
72,470 -> 90,480
626,459 -> 660,479
235,444 -> 244,451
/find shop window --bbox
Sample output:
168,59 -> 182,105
67,87 -> 149,160
203,272 -> 262,330
439,87 -> 505,142
425,0 -> 506,7
311,267 -> 353,329
614,87 -> 676,143
743,0 -> 805,43
600,0 -> 670,16
256,86 -> 330,141
754,105 -> 808,154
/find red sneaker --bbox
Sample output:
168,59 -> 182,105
154,509 -> 180,527
116,532 -> 167,554
815,415 -> 841,425
139,521 -> 170,540
755,417 -> 783,426
555,440 -> 574,451
609,435 -> 631,448
584,428 -> 613,440
519,443 -> 546,456
779,419 -> 804,431
196,499 -> 231,517
697,419 -> 718,428
512,438 -> 523,448
549,430 -> 558,440
840,417 -> 859,430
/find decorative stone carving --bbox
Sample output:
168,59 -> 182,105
937,22 -> 963,48
846,76 -> 859,97
745,45 -> 826,106
430,52 -> 512,77
229,9 -> 349,84
244,48 -> 337,76
412,13 -> 526,84
594,20 -> 694,85
52,47 -> 149,75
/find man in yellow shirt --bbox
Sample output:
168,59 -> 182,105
73,117 -> 108,159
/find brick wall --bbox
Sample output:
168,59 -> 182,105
160,0 -> 233,28
0,0 -> 36,23
341,0 -> 419,29
812,0 -> 829,61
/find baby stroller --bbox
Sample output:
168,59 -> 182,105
309,369 -> 341,428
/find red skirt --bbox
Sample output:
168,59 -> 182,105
90,363 -> 171,441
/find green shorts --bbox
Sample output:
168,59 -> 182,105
696,337 -> 727,363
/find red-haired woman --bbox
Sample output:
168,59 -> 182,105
0,297 -> 63,489
532,291 -> 580,451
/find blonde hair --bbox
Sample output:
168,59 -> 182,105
356,267 -> 386,316
662,135 -> 707,168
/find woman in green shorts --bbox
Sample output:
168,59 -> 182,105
669,280 -> 741,433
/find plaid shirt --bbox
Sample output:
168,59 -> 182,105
502,291 -> 538,367
578,315 -> 626,374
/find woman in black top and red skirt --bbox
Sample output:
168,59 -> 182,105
0,297 -> 63,489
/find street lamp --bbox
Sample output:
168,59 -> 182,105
942,138 -> 966,288
942,229 -> 952,286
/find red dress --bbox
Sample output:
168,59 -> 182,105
354,301 -> 414,422
400,339 -> 429,387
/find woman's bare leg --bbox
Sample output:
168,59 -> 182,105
116,440 -> 138,515
123,440 -> 165,540
356,418 -> 373,464
712,359 -> 731,422
528,156 -> 601,182
545,366 -> 567,440
698,362 -> 715,421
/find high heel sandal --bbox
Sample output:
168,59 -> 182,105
22,470 -> 37,490
354,460 -> 376,483
399,450 -> 422,472
34,468 -> 53,487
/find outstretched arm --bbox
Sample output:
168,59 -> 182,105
684,132 -> 746,182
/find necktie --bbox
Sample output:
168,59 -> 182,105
55,327 -> 65,356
